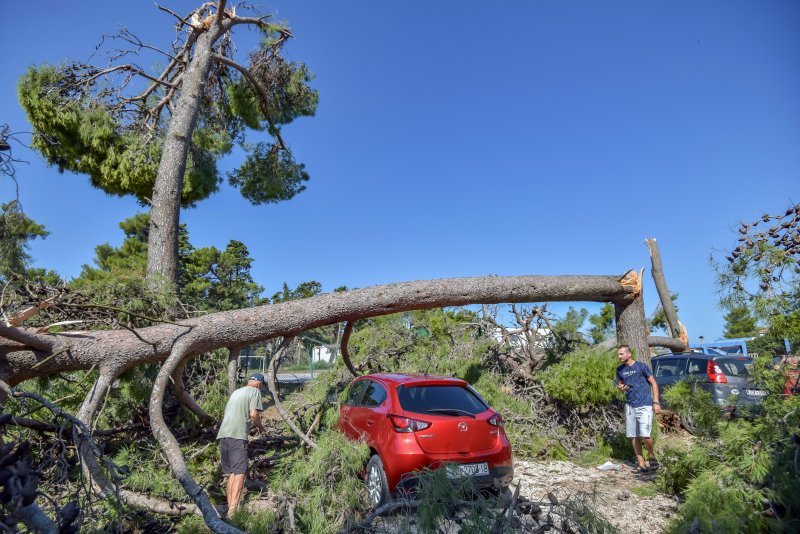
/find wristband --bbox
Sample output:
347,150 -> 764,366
652,402 -> 660,405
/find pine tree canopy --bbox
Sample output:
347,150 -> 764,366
18,19 -> 318,208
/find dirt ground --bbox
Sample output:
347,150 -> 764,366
513,459 -> 681,533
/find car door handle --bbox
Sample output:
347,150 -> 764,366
366,420 -> 375,426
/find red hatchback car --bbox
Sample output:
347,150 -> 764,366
338,373 -> 514,507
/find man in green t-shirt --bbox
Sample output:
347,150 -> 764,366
217,373 -> 267,516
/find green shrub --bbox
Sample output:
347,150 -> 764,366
540,348 -> 623,406
271,430 -> 370,533
661,380 -> 720,435
659,364 -> 800,532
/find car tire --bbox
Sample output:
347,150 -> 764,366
680,409 -> 699,435
365,455 -> 391,509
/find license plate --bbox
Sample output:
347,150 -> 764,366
745,389 -> 767,397
446,462 -> 489,479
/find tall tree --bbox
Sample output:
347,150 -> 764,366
74,213 -> 266,314
722,306 -> 759,338
19,2 -> 317,294
588,302 -> 615,344
0,201 -> 48,281
181,240 -> 265,311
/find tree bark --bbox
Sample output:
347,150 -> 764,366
339,321 -> 358,377
227,347 -> 241,394
644,238 -> 683,340
146,27 -> 220,291
615,288 -> 651,367
647,336 -> 687,353
75,370 -> 199,516
149,341 -> 240,534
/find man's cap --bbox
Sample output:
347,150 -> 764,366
249,373 -> 266,383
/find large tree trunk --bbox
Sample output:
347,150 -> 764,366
1,272 -> 650,534
146,30 -> 219,291
1,274 -> 642,385
613,269 -> 651,366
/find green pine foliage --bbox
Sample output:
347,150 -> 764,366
270,430 -> 370,533
18,22 -> 318,208
18,66 -> 181,202
658,358 -> 800,532
722,306 -> 760,338
588,303 -> 615,344
661,381 -> 720,435
540,347 -> 624,406
0,200 -> 50,280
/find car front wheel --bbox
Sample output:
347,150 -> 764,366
365,455 -> 390,509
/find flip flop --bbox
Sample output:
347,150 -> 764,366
649,458 -> 660,470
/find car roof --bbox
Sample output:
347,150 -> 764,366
359,373 -> 468,387
652,352 -> 752,360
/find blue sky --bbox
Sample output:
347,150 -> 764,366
1,1 -> 798,342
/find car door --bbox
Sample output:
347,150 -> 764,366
653,357 -> 688,406
339,380 -> 368,440
348,380 -> 388,444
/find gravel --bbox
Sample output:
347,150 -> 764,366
514,459 -> 681,533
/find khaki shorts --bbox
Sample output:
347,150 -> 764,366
625,405 -> 653,438
220,438 -> 248,475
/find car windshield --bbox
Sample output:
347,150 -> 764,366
397,385 -> 488,415
715,357 -> 752,377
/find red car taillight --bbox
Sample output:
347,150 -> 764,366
488,413 -> 504,427
388,414 -> 431,433
707,360 -> 728,383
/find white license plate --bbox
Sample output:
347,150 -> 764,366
446,462 -> 489,479
745,389 -> 767,397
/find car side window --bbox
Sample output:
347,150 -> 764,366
688,359 -> 705,375
344,381 -> 367,406
361,381 -> 387,407
654,358 -> 688,377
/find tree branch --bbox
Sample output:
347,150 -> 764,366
339,321 -> 357,377
211,53 -> 287,150
149,340 -> 240,533
172,357 -> 213,422
266,337 -> 317,448
0,325 -> 55,352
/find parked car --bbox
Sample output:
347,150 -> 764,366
337,373 -> 514,508
651,352 -> 768,432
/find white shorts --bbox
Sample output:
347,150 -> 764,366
625,405 -> 653,438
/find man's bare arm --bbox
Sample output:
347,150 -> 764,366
250,409 -> 266,433
647,375 -> 661,413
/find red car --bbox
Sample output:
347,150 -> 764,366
338,373 -> 514,507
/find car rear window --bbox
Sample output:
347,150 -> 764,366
714,357 -> 751,377
397,385 -> 488,415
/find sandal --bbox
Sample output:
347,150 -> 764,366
649,458 -> 660,471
